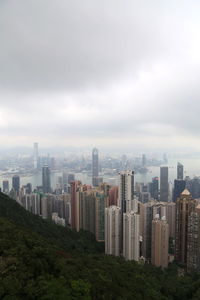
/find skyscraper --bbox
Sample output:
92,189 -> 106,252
175,189 -> 196,264
139,200 -> 155,261
12,175 -> 20,195
160,167 -> 168,202
149,177 -> 159,200
177,162 -> 184,180
187,204 -> 200,272
3,180 -> 9,194
33,142 -> 38,169
123,211 -> 140,261
151,214 -> 169,269
92,148 -> 99,186
42,165 -> 51,194
95,192 -> 106,242
118,170 -> 135,213
70,181 -> 81,230
173,179 -> 186,202
105,206 -> 121,256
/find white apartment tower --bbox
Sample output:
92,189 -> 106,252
123,211 -> 140,261
118,170 -> 136,213
105,206 -> 121,256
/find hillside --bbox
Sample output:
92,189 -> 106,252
1,193 -> 200,299
0,192 -> 103,254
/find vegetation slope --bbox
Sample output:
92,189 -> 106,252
1,193 -> 200,299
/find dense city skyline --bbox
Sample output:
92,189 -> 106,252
1,1 -> 200,151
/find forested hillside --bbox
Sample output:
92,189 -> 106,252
1,193 -> 200,299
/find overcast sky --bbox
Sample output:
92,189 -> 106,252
1,0 -> 200,152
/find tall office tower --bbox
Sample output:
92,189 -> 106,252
177,162 -> 184,180
42,165 -> 51,194
190,177 -> 200,198
142,154 -> 146,167
173,179 -> 186,202
12,175 -> 20,195
105,206 -> 121,256
123,211 -> 140,261
175,189 -> 196,264
92,148 -> 99,186
33,142 -> 38,169
149,177 -> 159,200
187,204 -> 200,272
70,181 -> 81,230
151,215 -> 169,269
95,192 -> 106,242
3,180 -> 9,194
160,167 -> 169,202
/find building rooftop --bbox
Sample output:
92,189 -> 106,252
181,189 -> 190,196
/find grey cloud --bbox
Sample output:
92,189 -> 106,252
1,1 -> 200,150
0,0 -> 174,92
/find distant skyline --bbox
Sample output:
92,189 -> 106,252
1,1 -> 200,151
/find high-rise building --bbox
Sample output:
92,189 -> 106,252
139,200 -> 155,261
187,204 -> 200,272
95,192 -> 106,242
80,190 -> 96,234
3,180 -> 9,194
160,167 -> 168,202
105,206 -> 121,256
149,177 -> 159,200
190,177 -> 200,199
42,165 -> 51,193
12,175 -> 20,195
118,170 -> 135,213
92,148 -> 99,186
177,162 -> 184,180
33,142 -> 39,169
123,211 -> 140,261
25,183 -> 32,194
173,179 -> 186,202
175,189 -> 196,264
118,170 -> 136,253
151,214 -> 169,268
70,181 -> 81,230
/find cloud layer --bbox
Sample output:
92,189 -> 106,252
1,0 -> 200,151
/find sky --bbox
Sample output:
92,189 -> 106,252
1,0 -> 200,152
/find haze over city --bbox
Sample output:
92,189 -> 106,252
1,1 -> 200,152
